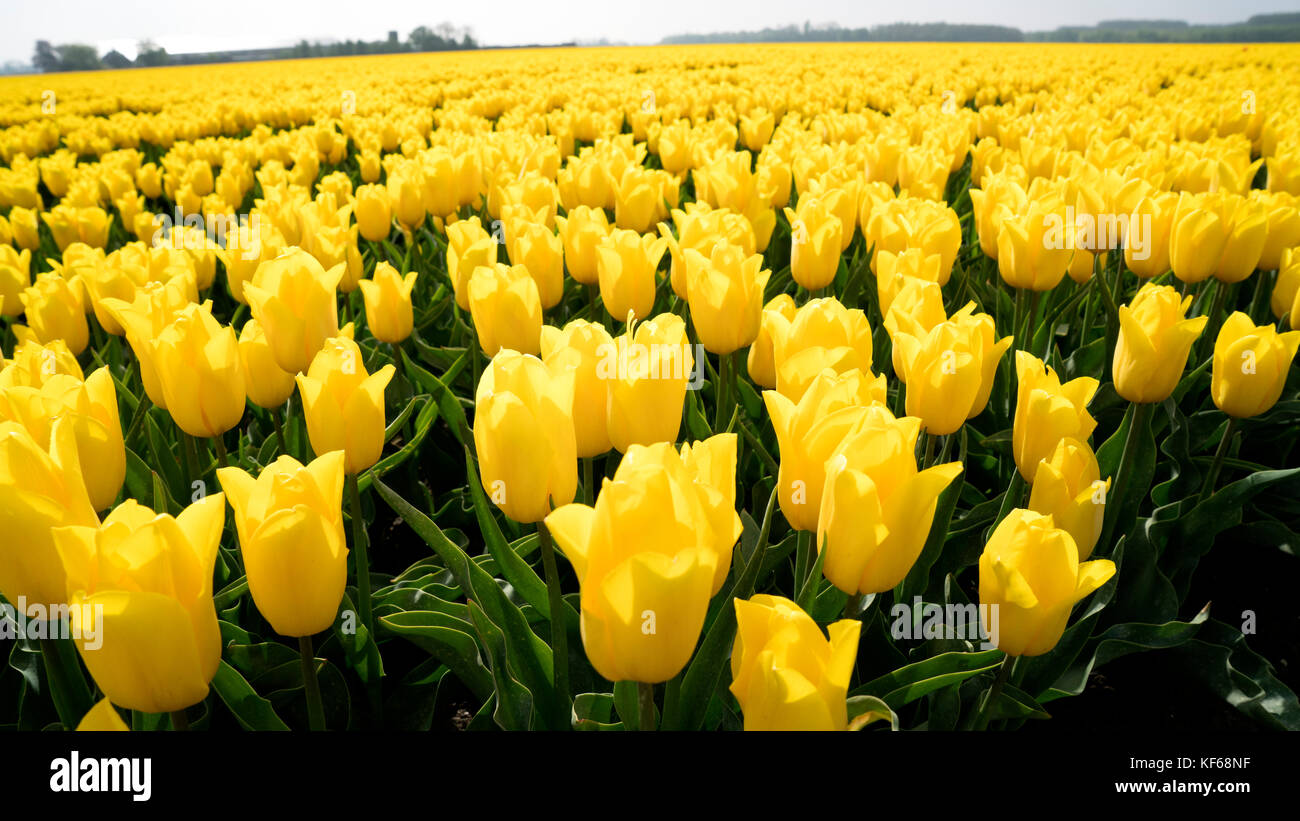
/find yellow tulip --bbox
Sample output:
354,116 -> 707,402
0,246 -> 31,317
355,183 -> 392,242
764,369 -> 882,532
996,201 -> 1073,291
1113,283 -> 1208,403
238,318 -> 296,410
554,206 -> 611,286
1169,193 -> 1229,285
0,418 -> 99,608
359,262 -> 417,344
544,436 -> 734,683
473,349 -> 577,523
730,594 -> 860,730
295,336 -> 395,475
969,175 -> 1026,260
1125,192 -> 1177,279
818,405 -> 963,594
76,698 -> 129,732
51,495 -> 224,713
388,169 -> 426,230
0,338 -> 83,388
768,296 -> 875,402
243,248 -> 344,375
1013,351 -> 1099,481
152,303 -> 246,438
0,367 -> 125,512
509,221 -> 565,310
540,320 -> 615,458
894,306 -> 1012,434
10,206 -> 40,251
446,217 -> 498,311
1255,191 -> 1300,271
100,279 -> 194,410
783,197 -> 842,291
596,228 -> 667,324
468,262 -> 543,356
1211,311 -> 1300,419
876,249 -> 943,317
978,508 -> 1115,657
1271,248 -> 1300,329
1028,438 -> 1110,561
747,294 -> 798,389
217,451 -> 348,637
684,244 -> 771,355
605,313 -> 693,452
20,273 -> 89,355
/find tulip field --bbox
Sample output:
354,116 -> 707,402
2,42 -> 1300,733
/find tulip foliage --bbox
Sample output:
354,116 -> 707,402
2,42 -> 1300,734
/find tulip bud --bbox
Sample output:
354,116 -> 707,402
243,248 -> 344,375
153,303 -> 246,438
468,262 -> 543,356
729,595 -> 859,730
1013,351 -> 1099,481
358,262 -> 417,344
295,336 -> 395,475
1113,283 -> 1208,404
978,508 -> 1115,657
996,201 -> 1073,291
1211,311 -> 1300,419
540,320 -> 616,458
51,495 -> 225,713
1271,248 -> 1300,329
1169,193 -> 1229,285
446,217 -> 498,311
1028,438 -> 1110,561
818,405 -> 963,594
1124,193 -> 1176,278
217,452 -> 348,637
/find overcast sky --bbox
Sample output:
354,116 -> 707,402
3,0 -> 1296,63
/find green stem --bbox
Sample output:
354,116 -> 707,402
972,653 -> 1015,731
40,636 -> 92,729
583,456 -> 595,505
794,529 -> 813,594
843,592 -> 864,620
170,709 -> 190,731
1098,402 -> 1152,555
713,351 -> 730,432
537,522 -> 570,728
637,681 -> 657,731
124,395 -> 152,444
270,404 -> 288,455
181,430 -> 201,491
213,434 -> 229,469
922,431 -> 936,470
346,472 -> 373,636
1199,280 -> 1231,363
1199,417 -> 1239,502
299,635 -> 326,731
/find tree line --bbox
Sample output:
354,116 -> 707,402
30,24 -> 477,73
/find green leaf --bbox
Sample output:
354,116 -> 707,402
990,683 -> 1051,721
463,447 -> 553,617
847,695 -> 899,730
572,692 -> 623,731
467,600 -> 534,730
378,610 -> 493,701
1171,618 -> 1300,730
210,661 -> 290,731
851,650 -> 1003,708
897,472 -> 964,602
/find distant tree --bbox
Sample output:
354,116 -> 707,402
102,49 -> 131,69
136,40 -> 168,66
33,40 -> 59,72
54,44 -> 101,71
